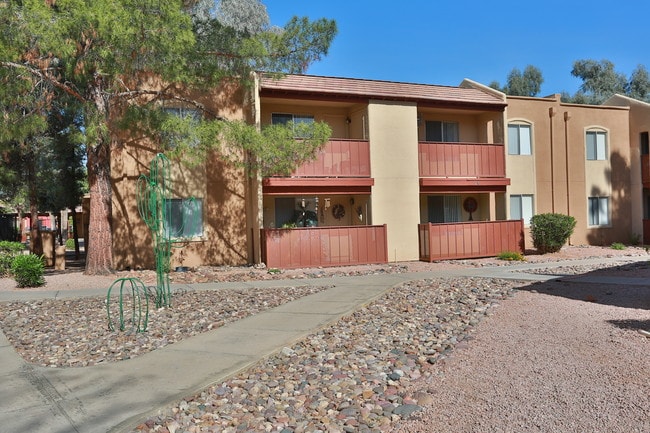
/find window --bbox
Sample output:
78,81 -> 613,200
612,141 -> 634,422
508,124 -> 532,155
165,106 -> 200,121
427,195 -> 461,223
586,130 -> 607,160
425,121 -> 459,142
588,197 -> 609,226
272,113 -> 315,137
162,107 -> 201,148
510,194 -> 534,225
165,198 -> 203,238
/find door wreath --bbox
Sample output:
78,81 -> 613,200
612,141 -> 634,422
332,204 -> 346,220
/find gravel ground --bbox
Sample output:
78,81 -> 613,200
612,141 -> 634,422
393,284 -> 650,433
1,245 -> 649,432
0,285 -> 329,368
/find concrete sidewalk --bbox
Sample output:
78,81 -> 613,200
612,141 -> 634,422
0,255 -> 647,433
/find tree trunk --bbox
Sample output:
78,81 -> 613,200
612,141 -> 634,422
26,147 -> 42,256
84,139 -> 113,275
70,208 -> 80,260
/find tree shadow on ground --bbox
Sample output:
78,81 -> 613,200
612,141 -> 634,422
516,259 -> 650,311
607,319 -> 650,332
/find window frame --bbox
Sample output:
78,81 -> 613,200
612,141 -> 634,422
586,130 -> 608,161
587,196 -> 610,226
161,106 -> 202,148
425,120 -> 460,143
164,197 -> 204,239
508,123 -> 532,155
271,113 -> 315,138
509,194 -> 534,226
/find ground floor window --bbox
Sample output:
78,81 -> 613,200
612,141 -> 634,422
274,197 -> 318,228
510,194 -> 534,225
588,196 -> 609,226
165,198 -> 203,238
427,195 -> 461,223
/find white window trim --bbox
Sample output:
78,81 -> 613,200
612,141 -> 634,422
510,194 -> 534,226
165,197 -> 204,239
586,129 -> 608,161
588,196 -> 610,227
508,122 -> 532,155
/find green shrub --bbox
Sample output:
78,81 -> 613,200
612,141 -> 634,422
497,251 -> 525,261
0,241 -> 24,277
611,242 -> 626,250
11,254 -> 45,288
530,213 -> 576,254
65,238 -> 75,249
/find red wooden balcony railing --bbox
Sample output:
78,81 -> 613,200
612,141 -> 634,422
418,220 -> 524,261
276,139 -> 371,178
261,225 -> 387,269
418,142 -> 506,178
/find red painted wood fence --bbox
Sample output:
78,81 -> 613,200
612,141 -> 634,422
261,225 -> 388,269
418,142 -> 506,178
419,220 -> 524,261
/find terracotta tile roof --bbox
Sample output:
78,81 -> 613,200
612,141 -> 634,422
259,73 -> 505,109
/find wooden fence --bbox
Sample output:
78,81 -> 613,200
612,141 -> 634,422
418,220 -> 524,261
261,225 -> 388,269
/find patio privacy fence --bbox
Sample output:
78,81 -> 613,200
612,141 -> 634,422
418,220 -> 525,261
261,225 -> 388,269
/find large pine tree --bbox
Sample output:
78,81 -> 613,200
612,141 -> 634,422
0,0 -> 336,274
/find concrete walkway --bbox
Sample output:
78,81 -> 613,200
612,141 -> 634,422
0,256 -> 647,433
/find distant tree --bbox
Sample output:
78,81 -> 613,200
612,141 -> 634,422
0,1 -> 336,274
627,65 -> 650,101
508,66 -> 544,97
0,60 -> 51,254
490,65 -> 544,97
569,59 -> 628,104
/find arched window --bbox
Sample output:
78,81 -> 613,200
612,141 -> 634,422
586,129 -> 608,160
507,122 -> 532,155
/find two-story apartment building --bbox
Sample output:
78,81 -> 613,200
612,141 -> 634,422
109,73 -> 644,271
505,94 -> 632,246
256,74 -> 517,267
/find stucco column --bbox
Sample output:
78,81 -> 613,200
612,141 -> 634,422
368,100 -> 420,262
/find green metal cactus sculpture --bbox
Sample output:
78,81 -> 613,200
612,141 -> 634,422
135,153 -> 197,308
107,277 -> 150,332
136,153 -> 173,308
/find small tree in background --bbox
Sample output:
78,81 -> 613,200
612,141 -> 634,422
530,213 -> 576,254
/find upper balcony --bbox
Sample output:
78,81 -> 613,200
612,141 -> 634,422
263,139 -> 373,195
418,141 -> 510,192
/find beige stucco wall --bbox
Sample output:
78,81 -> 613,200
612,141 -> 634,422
111,83 -> 254,270
260,102 -> 367,140
368,100 -> 419,261
507,95 -> 631,246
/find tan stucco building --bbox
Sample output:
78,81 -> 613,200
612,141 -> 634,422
109,74 -> 648,270
506,94 -> 633,246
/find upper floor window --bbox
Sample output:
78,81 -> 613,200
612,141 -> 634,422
425,121 -> 459,142
586,130 -> 607,160
162,107 -> 201,148
272,113 -> 315,138
508,123 -> 532,155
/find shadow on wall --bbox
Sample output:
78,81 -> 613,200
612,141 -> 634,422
587,151 -> 633,246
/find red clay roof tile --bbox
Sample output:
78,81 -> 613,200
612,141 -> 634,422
259,74 -> 504,108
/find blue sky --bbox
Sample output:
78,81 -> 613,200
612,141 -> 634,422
264,1 -> 650,96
